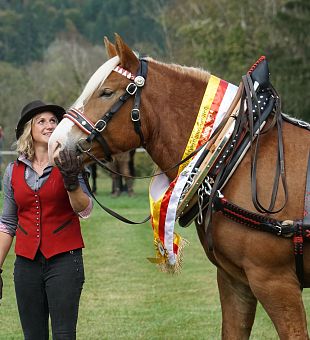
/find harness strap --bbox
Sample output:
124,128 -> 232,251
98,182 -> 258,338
214,196 -> 294,236
69,59 -> 148,162
87,131 -> 113,162
81,138 -> 208,180
294,152 -> 310,289
293,221 -> 304,289
86,87 -> 136,161
131,59 -> 148,148
245,76 -> 288,214
65,109 -> 114,162
82,171 -> 150,225
303,152 -> 310,225
66,82 -> 139,163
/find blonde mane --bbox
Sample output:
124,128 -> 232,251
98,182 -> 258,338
73,55 -> 210,110
147,57 -> 211,82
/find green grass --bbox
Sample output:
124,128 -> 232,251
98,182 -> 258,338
0,173 -> 309,339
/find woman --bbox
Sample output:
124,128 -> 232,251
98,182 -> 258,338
0,100 -> 92,340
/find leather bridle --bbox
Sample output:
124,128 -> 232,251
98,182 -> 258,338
64,56 -> 206,180
64,58 -> 148,162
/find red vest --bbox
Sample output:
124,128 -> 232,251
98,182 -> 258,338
11,162 -> 84,259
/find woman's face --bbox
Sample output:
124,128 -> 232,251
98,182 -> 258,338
31,112 -> 58,145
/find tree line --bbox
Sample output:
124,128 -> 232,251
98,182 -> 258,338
0,0 -> 309,147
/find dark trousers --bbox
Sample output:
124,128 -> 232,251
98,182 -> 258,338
14,249 -> 85,340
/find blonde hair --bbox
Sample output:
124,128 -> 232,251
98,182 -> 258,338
15,120 -> 34,160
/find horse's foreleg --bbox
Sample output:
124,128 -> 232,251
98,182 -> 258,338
217,268 -> 257,340
247,269 -> 309,339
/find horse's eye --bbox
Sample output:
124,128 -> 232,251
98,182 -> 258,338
99,89 -> 114,98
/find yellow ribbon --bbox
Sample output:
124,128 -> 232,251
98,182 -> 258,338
178,75 -> 220,174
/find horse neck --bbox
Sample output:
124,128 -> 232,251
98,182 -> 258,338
143,60 -> 210,179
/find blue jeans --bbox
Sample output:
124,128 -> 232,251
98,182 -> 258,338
14,249 -> 85,340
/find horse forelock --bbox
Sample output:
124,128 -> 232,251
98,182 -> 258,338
73,55 -> 120,109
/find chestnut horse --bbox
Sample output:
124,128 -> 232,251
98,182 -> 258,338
49,35 -> 310,339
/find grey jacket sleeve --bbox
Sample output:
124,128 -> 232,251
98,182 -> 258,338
0,162 -> 18,236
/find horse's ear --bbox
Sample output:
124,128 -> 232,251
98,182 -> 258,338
114,33 -> 139,72
104,36 -> 117,58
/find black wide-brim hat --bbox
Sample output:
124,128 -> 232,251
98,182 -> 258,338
16,100 -> 65,139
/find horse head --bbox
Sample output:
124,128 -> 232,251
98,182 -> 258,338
48,34 -> 152,166
49,34 -> 208,177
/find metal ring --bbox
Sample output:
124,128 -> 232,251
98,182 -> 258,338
131,109 -> 140,122
95,119 -> 107,132
77,138 -> 92,153
126,83 -> 137,95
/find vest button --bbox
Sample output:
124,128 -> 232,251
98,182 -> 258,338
36,235 -> 39,238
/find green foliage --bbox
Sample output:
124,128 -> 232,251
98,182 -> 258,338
0,0 -> 166,65
0,61 -> 31,145
165,0 -> 310,119
0,37 -> 107,147
0,1 -> 66,64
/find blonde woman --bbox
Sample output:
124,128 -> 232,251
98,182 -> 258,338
0,100 -> 92,340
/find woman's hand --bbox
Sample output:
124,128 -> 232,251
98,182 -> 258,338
54,150 -> 82,191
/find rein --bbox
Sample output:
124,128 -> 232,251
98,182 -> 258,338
82,170 -> 150,225
77,133 -> 210,225
79,140 -> 208,180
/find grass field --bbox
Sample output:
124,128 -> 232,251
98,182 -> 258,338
0,172 -> 309,339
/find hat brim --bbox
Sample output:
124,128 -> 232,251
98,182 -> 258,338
16,104 -> 65,140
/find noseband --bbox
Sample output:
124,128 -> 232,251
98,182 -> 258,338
64,58 -> 148,161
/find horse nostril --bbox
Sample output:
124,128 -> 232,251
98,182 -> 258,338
55,141 -> 62,153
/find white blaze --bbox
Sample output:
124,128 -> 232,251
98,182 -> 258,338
48,118 -> 80,163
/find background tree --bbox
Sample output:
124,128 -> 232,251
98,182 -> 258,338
161,0 -> 309,117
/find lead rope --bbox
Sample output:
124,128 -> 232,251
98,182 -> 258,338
78,137 -> 208,180
82,171 -> 150,225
